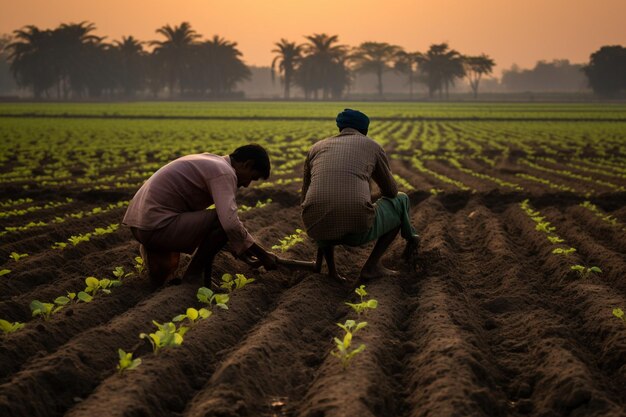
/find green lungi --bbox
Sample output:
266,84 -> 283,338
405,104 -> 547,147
317,192 -> 418,248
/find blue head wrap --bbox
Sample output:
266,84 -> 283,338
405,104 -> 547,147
336,109 -> 369,134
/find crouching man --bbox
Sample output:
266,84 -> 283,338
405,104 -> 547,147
123,144 -> 277,287
301,109 -> 420,281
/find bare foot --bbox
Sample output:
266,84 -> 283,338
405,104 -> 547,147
359,264 -> 401,281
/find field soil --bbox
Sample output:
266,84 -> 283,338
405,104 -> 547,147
1,158 -> 626,417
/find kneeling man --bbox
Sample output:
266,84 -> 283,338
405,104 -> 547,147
301,109 -> 419,281
123,144 -> 277,287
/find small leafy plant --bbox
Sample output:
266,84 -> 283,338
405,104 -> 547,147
552,247 -> 576,256
30,296 -> 71,321
613,308 -> 626,324
140,321 -> 188,354
0,319 -> 24,335
345,285 -> 378,315
116,349 -> 142,374
570,265 -> 602,278
134,256 -> 145,274
271,229 -> 305,252
0,269 -> 10,277
547,236 -> 565,244
331,320 -> 368,369
9,252 -> 28,262
84,276 -> 120,296
196,287 -> 229,310
113,266 -> 133,280
173,307 -> 212,326
220,273 -> 255,292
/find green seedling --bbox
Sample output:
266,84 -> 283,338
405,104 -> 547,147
52,242 -> 67,250
570,265 -> 602,278
535,221 -> 556,234
68,234 -> 90,246
113,266 -> 133,280
331,330 -> 366,369
116,349 -> 142,374
140,321 -> 188,354
85,277 -> 121,296
271,229 -> 305,252
337,319 -> 368,334
220,273 -> 255,292
30,296 -> 71,321
77,291 -> 93,302
0,319 -> 25,335
134,256 -> 145,274
9,252 -> 28,262
197,287 -> 229,310
0,269 -> 10,277
173,307 -> 212,326
552,247 -> 576,256
346,299 -> 378,315
547,236 -> 564,244
345,285 -> 378,315
613,308 -> 626,324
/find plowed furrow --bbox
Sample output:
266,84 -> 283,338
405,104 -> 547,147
0,283 -> 199,417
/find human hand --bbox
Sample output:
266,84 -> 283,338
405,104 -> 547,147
262,252 -> 278,271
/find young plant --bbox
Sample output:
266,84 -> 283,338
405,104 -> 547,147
196,287 -> 229,310
134,256 -> 145,274
173,307 -> 212,326
535,221 -> 556,234
0,319 -> 25,335
570,265 -> 602,279
140,321 -> 188,354
547,236 -> 565,244
30,296 -> 71,321
112,266 -> 133,280
116,349 -> 142,374
613,308 -> 626,324
271,229 -> 305,252
552,247 -> 576,256
9,252 -> 28,262
331,327 -> 366,369
345,285 -> 378,315
0,269 -> 10,277
219,273 -> 255,292
85,276 -> 121,296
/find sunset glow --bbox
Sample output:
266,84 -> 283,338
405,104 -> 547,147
2,0 -> 625,74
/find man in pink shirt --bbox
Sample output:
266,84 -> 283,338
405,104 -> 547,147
123,144 -> 277,287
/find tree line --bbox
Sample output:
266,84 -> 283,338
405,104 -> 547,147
4,21 -> 625,99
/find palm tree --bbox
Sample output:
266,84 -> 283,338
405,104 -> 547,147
7,25 -> 56,98
200,35 -> 250,96
350,42 -> 400,96
394,50 -> 422,99
52,21 -> 104,98
113,36 -> 145,96
151,22 -> 200,97
463,54 -> 495,99
271,39 -> 302,99
418,43 -> 465,99
300,33 -> 348,99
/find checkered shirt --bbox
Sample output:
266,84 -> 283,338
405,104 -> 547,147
301,128 -> 398,241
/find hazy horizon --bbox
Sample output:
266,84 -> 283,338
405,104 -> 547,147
2,0 -> 625,77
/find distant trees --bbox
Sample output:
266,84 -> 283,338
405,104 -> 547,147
502,60 -> 586,92
394,51 -> 422,99
271,39 -> 302,99
463,54 -> 495,98
298,33 -> 349,99
583,45 -> 626,97
350,42 -> 400,96
416,43 -> 465,99
5,21 -> 249,99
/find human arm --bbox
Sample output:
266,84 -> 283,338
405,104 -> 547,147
209,174 -> 256,255
301,151 -> 312,204
372,148 -> 398,198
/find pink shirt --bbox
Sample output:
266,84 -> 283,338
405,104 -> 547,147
123,154 -> 254,255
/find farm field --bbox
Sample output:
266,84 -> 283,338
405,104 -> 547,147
0,102 -> 625,417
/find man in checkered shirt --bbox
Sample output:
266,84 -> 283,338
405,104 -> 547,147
301,109 -> 420,281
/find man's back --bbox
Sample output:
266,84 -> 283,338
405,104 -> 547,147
123,153 -> 236,230
301,128 -> 397,241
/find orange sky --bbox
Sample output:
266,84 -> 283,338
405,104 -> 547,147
2,0 -> 625,75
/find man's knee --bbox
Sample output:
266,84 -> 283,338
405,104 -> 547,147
396,192 -> 409,203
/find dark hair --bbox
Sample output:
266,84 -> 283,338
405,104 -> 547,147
230,144 -> 271,179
